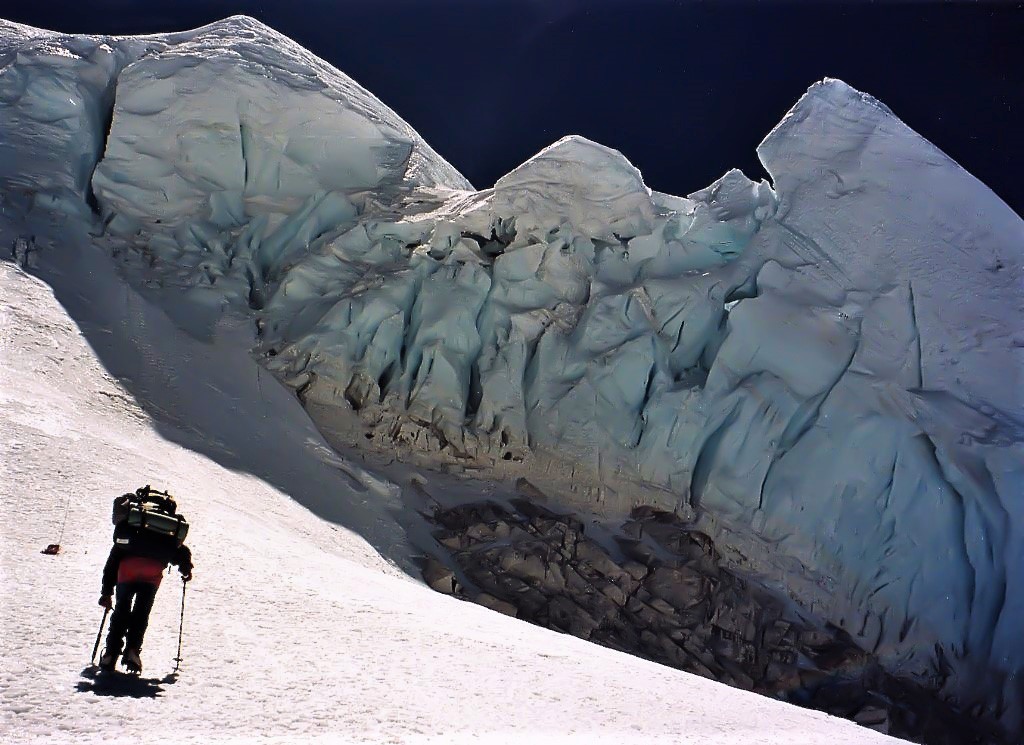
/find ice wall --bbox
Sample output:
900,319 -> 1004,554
1,16 -> 1021,733
0,22 -> 126,215
91,17 -> 470,235
742,80 -> 1024,720
0,16 -> 469,224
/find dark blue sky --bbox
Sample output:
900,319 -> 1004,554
6,1 -> 1023,213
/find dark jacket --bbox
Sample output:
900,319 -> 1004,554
101,522 -> 193,596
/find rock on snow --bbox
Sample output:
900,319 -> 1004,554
0,13 -> 1021,737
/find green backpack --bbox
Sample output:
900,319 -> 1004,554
113,485 -> 189,543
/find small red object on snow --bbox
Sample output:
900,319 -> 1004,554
41,544 -> 61,555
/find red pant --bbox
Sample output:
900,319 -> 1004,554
117,556 -> 165,586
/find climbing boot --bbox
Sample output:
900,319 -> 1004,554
98,647 -> 119,671
122,648 -> 142,674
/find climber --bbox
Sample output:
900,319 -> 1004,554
98,486 -> 193,674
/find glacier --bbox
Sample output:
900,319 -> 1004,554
1,14 -> 1021,741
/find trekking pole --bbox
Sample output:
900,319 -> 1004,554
173,579 -> 187,672
90,607 -> 110,666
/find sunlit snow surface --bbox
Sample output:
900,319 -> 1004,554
1,261 -> 902,744
1,13 -> 1022,736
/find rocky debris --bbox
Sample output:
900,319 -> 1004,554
422,557 -> 458,595
474,592 -> 518,617
11,235 -> 35,269
423,500 -> 1005,745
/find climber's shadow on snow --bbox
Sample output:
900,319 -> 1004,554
76,666 -> 178,698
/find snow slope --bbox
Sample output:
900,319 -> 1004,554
1,13 -> 1022,739
0,258 -> 899,744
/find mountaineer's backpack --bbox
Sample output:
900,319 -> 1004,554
112,485 -> 189,543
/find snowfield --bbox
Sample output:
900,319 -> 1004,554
0,261 -> 897,744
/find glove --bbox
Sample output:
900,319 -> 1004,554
181,571 -> 193,583
98,595 -> 112,609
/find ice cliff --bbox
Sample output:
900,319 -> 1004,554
1,15 -> 1021,737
